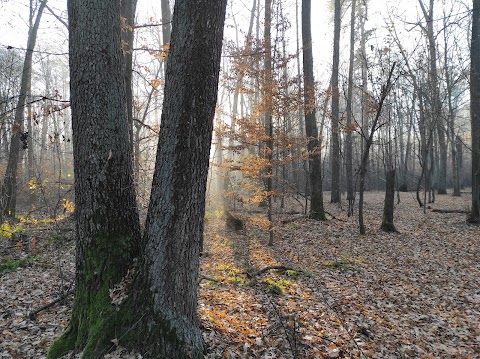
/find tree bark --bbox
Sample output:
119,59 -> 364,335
456,135 -> 463,189
1,0 -> 47,217
330,0 -> 341,203
381,168 -> 397,232
302,0 -> 326,220
359,63 -> 396,235
47,0 -> 141,358
130,0 -> 227,357
470,0 -> 480,223
264,0 -> 274,245
120,0 -> 137,153
419,0 -> 447,195
345,0 -> 356,216
50,0 -> 226,358
161,0 -> 172,47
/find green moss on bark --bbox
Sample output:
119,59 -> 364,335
48,231 -> 203,358
47,234 -> 135,359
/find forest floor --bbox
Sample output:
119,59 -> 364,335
0,191 -> 479,358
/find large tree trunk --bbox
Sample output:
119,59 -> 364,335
1,0 -> 47,217
302,0 -> 326,220
130,0 -> 227,356
330,0 -> 341,203
47,0 -> 141,357
470,0 -> 480,223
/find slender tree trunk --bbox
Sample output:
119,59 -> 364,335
330,0 -> 341,203
381,168 -> 397,232
26,93 -> 34,180
160,0 -> 172,79
1,0 -> 47,217
359,63 -> 396,235
470,0 -> 480,223
442,15 -> 460,197
345,0 -> 356,216
401,99 -> 414,191
161,0 -> 172,46
302,0 -> 326,220
295,0 -> 306,194
121,0 -> 137,153
456,135 -> 463,190
419,0 -> 447,195
264,0 -> 274,245
228,0 -> 257,197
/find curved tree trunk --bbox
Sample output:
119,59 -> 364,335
130,0 -> 227,356
302,0 -> 326,220
1,0 -> 47,217
50,0 -> 226,357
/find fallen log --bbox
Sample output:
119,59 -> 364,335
431,209 -> 470,214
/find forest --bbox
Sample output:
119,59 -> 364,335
0,0 -> 479,358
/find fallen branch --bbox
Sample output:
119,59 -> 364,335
324,210 -> 348,222
431,209 -> 470,214
247,265 -> 295,278
199,275 -> 219,283
28,282 -> 74,320
280,215 -> 305,224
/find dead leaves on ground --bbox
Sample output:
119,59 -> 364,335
1,193 -> 479,358
0,218 -> 75,359
199,192 -> 480,358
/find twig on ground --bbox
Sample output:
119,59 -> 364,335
28,281 -> 74,320
199,275 -> 219,283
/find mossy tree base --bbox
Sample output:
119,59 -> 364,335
48,237 -> 135,359
48,287 -> 204,359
